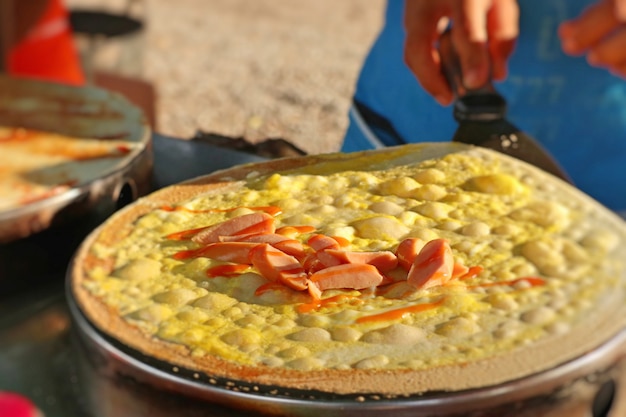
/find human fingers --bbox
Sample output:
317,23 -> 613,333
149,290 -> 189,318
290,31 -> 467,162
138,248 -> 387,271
404,1 -> 454,105
449,0 -> 493,89
587,27 -> 626,69
488,38 -> 516,80
608,61 -> 626,78
558,0 -> 620,55
486,0 -> 519,80
614,0 -> 626,21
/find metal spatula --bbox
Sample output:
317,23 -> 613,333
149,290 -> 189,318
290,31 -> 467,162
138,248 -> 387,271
438,31 -> 572,184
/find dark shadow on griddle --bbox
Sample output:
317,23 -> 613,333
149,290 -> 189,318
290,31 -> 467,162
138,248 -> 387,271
193,131 -> 307,159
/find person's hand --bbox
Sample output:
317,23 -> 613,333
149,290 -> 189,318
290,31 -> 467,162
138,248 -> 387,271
403,0 -> 519,105
559,0 -> 626,77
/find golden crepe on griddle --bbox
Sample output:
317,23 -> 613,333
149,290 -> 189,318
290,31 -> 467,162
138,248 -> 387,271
71,143 -> 626,395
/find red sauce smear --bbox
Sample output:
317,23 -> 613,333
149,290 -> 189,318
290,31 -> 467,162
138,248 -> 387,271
166,225 -> 213,241
18,182 -> 77,205
255,282 -> 290,296
172,248 -> 200,260
275,225 -> 316,236
116,144 -> 132,154
206,264 -> 249,278
0,128 -> 38,141
458,265 -> 484,280
297,294 -> 363,314
356,297 -> 445,324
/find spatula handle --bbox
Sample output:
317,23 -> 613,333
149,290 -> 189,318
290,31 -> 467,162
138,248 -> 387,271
438,29 -> 507,122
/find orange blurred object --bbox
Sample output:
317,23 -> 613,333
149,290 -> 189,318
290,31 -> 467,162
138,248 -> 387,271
8,0 -> 85,86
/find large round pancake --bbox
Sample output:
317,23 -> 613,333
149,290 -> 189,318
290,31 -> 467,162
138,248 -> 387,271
70,143 -> 626,395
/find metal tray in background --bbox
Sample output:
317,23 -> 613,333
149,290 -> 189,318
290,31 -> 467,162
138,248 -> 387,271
0,75 -> 153,244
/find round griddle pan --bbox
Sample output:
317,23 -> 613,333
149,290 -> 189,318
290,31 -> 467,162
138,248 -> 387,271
0,76 -> 152,283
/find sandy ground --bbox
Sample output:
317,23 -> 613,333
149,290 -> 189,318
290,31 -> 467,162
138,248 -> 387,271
67,0 -> 386,155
